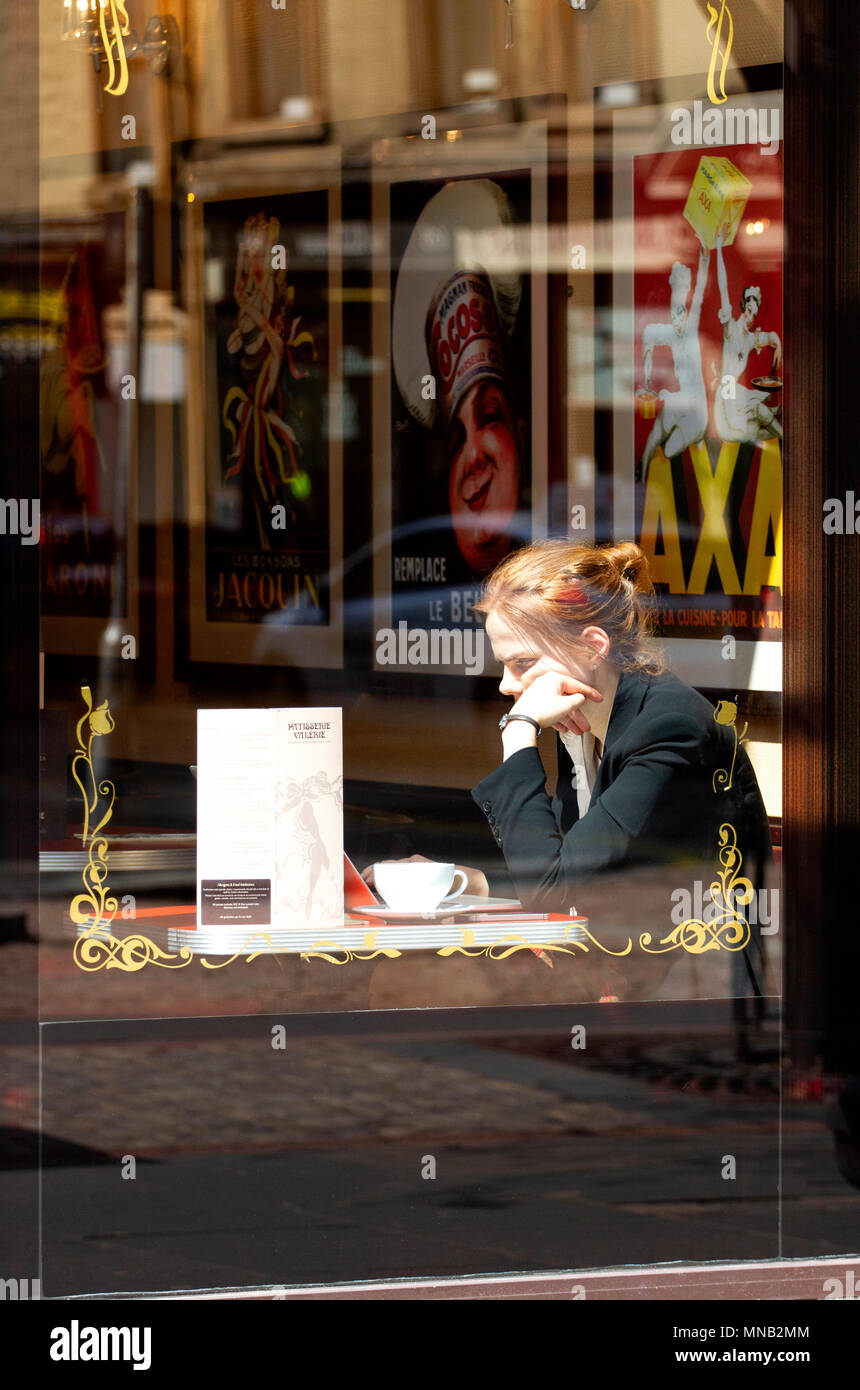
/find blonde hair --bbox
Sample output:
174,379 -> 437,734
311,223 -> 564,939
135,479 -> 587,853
473,538 -> 665,676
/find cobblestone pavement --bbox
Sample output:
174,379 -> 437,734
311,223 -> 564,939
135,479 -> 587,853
10,1035 -> 670,1157
0,933 -> 797,1165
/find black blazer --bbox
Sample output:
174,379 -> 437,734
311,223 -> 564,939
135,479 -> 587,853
472,668 -> 773,915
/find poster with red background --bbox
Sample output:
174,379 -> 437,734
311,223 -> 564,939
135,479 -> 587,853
633,142 -> 783,646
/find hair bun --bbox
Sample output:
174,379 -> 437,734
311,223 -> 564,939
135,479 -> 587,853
473,536 -> 666,678
603,541 -> 653,594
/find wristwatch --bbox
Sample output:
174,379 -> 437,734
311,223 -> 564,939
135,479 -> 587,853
498,712 -> 541,735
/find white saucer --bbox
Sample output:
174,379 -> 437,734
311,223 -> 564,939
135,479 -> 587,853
348,896 -> 520,922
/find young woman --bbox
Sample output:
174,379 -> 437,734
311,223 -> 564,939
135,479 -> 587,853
469,537 -> 773,922
363,537 -> 773,1005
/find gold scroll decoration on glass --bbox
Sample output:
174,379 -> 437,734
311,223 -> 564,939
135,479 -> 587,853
69,684 -> 119,934
99,1 -> 132,98
638,822 -> 752,956
712,696 -> 749,793
705,0 -> 734,105
70,683 -> 194,972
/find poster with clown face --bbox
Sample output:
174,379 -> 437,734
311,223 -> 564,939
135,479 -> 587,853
386,172 -> 535,656
632,141 -> 783,670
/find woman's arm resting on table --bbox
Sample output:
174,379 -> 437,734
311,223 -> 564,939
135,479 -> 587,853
472,716 -> 709,912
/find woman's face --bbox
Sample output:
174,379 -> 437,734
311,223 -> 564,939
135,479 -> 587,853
742,295 -> 760,328
447,381 -> 523,576
485,610 -> 601,700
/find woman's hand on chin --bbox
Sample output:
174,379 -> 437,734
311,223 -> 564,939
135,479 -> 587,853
361,854 -> 489,897
514,664 -> 603,735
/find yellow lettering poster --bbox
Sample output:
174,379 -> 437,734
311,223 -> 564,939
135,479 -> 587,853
632,139 -> 783,664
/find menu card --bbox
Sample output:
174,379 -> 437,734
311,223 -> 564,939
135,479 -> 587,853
196,708 -> 343,931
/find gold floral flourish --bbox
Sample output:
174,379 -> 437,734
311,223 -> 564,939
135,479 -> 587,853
99,0 -> 132,97
72,930 -> 278,974
73,932 -> 193,973
437,923 -> 633,960
301,931 -> 402,965
202,934 -> 276,969
705,0 -> 734,105
69,685 -> 119,935
639,822 -> 752,955
712,696 -> 749,793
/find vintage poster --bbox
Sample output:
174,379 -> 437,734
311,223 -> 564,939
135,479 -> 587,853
188,175 -> 342,669
204,191 -> 329,624
39,214 -> 131,650
632,142 -> 783,660
375,152 -> 548,677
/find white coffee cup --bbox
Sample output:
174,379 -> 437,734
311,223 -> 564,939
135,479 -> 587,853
373,861 -> 468,913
